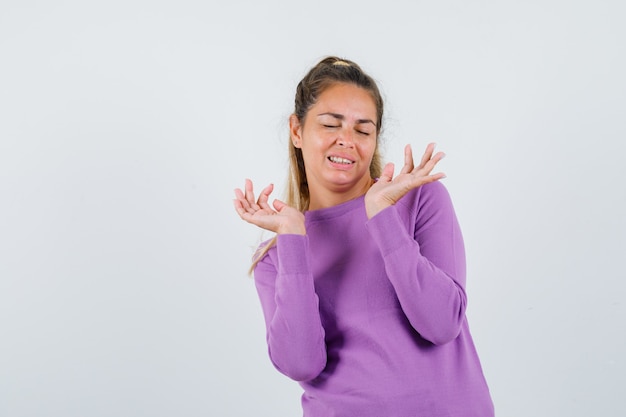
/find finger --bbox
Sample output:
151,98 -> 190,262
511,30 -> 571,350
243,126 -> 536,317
416,142 -> 435,170
244,179 -> 261,211
233,199 -> 245,217
424,151 -> 446,172
236,186 -> 260,215
415,152 -> 446,179
380,162 -> 395,183
423,172 -> 447,185
233,198 -> 255,220
400,144 -> 414,174
234,188 -> 251,211
235,205 -> 265,227
257,183 -> 274,210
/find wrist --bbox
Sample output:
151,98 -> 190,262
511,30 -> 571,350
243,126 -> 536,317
277,223 -> 306,235
365,201 -> 391,219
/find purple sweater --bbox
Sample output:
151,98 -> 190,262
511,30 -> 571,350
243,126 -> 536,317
253,182 -> 494,417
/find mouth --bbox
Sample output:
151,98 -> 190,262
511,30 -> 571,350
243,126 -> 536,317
328,156 -> 354,165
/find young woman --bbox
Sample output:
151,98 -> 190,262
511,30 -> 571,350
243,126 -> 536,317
233,57 -> 494,417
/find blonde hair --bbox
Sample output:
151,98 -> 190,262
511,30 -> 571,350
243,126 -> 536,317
250,56 -> 384,273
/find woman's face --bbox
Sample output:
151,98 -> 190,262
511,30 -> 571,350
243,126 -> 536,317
290,82 -> 378,206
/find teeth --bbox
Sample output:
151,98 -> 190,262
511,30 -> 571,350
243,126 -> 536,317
329,156 -> 352,164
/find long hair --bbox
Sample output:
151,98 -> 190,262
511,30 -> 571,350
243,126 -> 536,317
250,56 -> 385,272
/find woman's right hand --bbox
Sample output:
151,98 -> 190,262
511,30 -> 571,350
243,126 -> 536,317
233,179 -> 306,235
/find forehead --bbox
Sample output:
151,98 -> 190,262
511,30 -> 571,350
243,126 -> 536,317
312,83 -> 377,119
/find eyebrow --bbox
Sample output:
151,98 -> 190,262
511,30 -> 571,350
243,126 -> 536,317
317,112 -> 377,127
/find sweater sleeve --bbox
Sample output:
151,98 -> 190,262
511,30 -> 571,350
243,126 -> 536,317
253,234 -> 327,381
365,182 -> 467,345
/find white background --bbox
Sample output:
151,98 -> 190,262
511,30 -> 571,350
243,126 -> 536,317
1,1 -> 624,416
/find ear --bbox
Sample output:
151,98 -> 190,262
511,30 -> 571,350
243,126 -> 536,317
289,114 -> 303,148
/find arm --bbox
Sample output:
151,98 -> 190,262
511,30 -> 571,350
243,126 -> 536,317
253,235 -> 327,381
234,180 -> 326,380
366,182 -> 467,345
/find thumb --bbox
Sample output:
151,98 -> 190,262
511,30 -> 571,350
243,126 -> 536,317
272,199 -> 288,212
379,162 -> 395,183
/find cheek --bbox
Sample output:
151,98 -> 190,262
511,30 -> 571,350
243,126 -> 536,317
303,129 -> 334,147
358,139 -> 377,160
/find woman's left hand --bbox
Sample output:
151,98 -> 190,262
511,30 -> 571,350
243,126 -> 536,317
365,143 -> 446,219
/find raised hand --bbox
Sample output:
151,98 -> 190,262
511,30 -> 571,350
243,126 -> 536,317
233,179 -> 306,235
365,143 -> 446,219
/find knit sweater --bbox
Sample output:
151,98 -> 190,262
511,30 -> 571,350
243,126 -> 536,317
253,182 -> 494,417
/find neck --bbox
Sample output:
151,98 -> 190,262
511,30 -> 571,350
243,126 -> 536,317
308,177 -> 374,210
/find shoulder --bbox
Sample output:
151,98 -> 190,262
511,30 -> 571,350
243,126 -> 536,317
253,233 -> 308,274
252,238 -> 277,270
397,181 -> 454,214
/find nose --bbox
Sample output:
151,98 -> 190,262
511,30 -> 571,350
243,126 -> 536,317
336,128 -> 355,148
